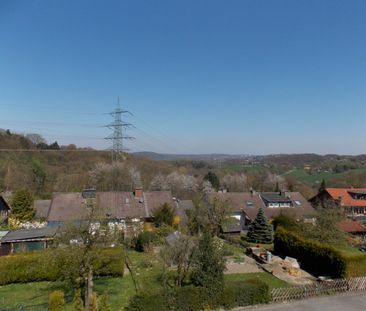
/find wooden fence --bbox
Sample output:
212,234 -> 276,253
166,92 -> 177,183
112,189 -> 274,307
271,277 -> 366,302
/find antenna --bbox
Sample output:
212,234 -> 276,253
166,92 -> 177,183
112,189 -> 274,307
104,97 -> 134,161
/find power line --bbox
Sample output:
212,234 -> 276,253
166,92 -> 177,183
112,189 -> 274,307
104,97 -> 134,161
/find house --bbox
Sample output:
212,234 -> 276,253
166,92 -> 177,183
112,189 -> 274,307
209,191 -> 316,233
46,189 -> 176,227
0,196 -> 11,225
338,219 -> 366,235
33,199 -> 52,220
0,227 -> 56,256
309,188 -> 366,223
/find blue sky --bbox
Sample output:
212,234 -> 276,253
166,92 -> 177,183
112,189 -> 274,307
1,0 -> 366,154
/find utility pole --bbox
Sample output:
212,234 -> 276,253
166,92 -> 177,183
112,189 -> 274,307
104,97 -> 134,162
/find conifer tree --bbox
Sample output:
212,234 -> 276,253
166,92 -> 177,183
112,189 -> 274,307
192,230 -> 225,306
246,208 -> 273,244
318,179 -> 326,194
10,189 -> 35,221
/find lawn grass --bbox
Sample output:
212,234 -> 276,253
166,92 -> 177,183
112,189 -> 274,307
224,272 -> 289,289
283,168 -> 366,186
0,250 -> 163,310
0,247 -> 290,310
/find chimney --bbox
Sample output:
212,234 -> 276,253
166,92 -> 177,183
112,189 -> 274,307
134,188 -> 143,200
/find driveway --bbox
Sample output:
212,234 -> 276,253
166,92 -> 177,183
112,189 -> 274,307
236,293 -> 366,311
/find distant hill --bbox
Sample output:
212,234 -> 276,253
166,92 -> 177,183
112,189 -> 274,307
133,151 -> 254,161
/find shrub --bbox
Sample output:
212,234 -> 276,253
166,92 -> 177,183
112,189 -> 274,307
222,279 -> 269,309
72,289 -> 84,311
97,292 -> 111,311
274,226 -> 346,278
135,231 -> 158,252
0,248 -> 124,285
125,287 -> 206,311
125,289 -> 171,311
152,203 -> 176,227
48,290 -> 65,311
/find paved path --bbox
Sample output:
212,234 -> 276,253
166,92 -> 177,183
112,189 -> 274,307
236,293 -> 366,311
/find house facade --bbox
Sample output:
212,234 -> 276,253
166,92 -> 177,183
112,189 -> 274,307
310,188 -> 366,223
46,189 -> 176,227
209,191 -> 316,233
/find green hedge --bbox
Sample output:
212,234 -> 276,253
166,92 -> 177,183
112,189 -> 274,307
274,227 -> 366,278
0,247 -> 124,285
125,279 -> 269,311
222,279 -> 269,309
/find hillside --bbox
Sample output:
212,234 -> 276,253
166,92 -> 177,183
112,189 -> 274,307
0,131 -> 174,198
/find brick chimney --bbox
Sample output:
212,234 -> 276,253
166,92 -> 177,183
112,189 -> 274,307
134,188 -> 143,200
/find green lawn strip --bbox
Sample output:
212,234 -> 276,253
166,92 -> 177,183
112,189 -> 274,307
0,250 -> 164,310
224,272 -> 289,289
283,168 -> 366,186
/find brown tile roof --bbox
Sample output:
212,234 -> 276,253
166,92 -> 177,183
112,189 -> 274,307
325,188 -> 366,207
338,219 -> 366,233
47,191 -> 174,222
208,192 -> 315,221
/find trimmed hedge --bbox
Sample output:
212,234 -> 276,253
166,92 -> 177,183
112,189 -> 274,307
125,279 -> 269,311
0,247 -> 124,285
274,227 -> 366,278
222,279 -> 269,309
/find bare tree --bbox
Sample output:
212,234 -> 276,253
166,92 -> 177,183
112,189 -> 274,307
25,133 -> 47,145
160,234 -> 196,287
222,174 -> 247,192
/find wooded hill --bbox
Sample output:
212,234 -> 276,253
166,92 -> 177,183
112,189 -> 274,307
2,129 -> 366,200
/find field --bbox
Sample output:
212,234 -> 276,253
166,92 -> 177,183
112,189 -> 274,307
283,168 -> 366,186
0,250 -> 287,310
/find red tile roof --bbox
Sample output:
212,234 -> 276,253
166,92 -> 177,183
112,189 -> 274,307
338,219 -> 366,233
326,188 -> 366,207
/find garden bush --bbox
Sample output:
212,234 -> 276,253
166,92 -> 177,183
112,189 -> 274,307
0,248 -> 124,285
134,231 -> 158,252
125,289 -> 172,311
126,280 -> 269,311
274,226 -> 346,277
222,279 -> 269,309
48,290 -> 65,311
274,226 -> 366,278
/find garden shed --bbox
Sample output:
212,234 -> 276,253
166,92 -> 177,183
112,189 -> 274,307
0,227 -> 56,255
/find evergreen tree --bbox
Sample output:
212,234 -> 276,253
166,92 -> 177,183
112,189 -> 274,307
72,289 -> 84,311
318,179 -> 326,194
152,203 -> 175,227
204,171 -> 220,191
192,230 -> 225,306
246,208 -> 273,244
10,189 -> 35,221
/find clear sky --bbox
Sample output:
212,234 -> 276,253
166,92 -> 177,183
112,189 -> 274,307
1,0 -> 366,154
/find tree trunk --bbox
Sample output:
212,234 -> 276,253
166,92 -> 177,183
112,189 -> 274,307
85,266 -> 94,310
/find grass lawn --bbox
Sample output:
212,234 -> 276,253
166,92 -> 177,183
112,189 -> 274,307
224,273 -> 289,289
0,250 -> 164,310
0,249 -> 289,310
283,168 -> 366,186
